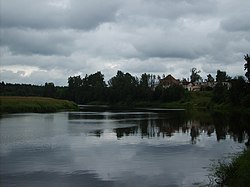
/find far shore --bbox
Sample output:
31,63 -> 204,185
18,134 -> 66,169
1,94 -> 249,115
0,96 -> 79,114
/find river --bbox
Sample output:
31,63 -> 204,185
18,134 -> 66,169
0,108 -> 249,186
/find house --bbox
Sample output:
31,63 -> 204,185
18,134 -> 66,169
160,74 -> 180,88
181,80 -> 201,91
221,82 -> 232,90
158,74 -> 232,92
191,84 -> 201,91
181,79 -> 191,91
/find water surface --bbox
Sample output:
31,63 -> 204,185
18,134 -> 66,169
0,110 -> 248,186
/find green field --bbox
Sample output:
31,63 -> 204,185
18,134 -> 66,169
0,96 -> 78,113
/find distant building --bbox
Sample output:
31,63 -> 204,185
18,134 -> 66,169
157,74 -> 232,92
191,84 -> 201,91
159,74 -> 180,88
221,82 -> 232,90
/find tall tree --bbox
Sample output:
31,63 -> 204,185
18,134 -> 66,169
229,76 -> 246,105
206,74 -> 214,82
216,70 -> 230,82
108,71 -> 138,103
244,54 -> 250,82
87,71 -> 106,88
139,73 -> 153,101
67,75 -> 83,103
68,75 -> 82,88
43,82 -> 56,98
190,68 -> 201,83
86,71 -> 106,101
140,73 -> 150,88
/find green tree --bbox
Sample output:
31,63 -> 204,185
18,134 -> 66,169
216,70 -> 231,82
140,73 -> 150,88
43,82 -> 56,98
206,74 -> 214,82
139,73 -> 153,101
85,71 -> 106,102
108,71 -> 138,103
244,54 -> 250,82
229,76 -> 246,105
190,68 -> 202,83
212,83 -> 228,103
87,71 -> 106,88
68,75 -> 82,88
67,75 -> 83,103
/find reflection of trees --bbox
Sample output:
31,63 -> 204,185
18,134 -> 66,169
116,126 -> 138,139
228,112 -> 250,143
89,130 -> 103,137
190,125 -> 199,144
114,115 -> 190,140
114,113 -> 186,139
68,113 -> 105,120
212,111 -> 250,143
67,111 -> 250,143
114,111 -> 250,144
213,115 -> 228,141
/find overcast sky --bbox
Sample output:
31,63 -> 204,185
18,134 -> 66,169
0,0 -> 249,85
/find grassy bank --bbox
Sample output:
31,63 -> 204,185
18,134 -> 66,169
86,91 -> 250,114
0,96 -> 79,114
133,91 -> 213,109
209,148 -> 250,186
134,91 -> 250,114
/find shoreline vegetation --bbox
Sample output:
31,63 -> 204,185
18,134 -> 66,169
0,91 -> 249,114
0,96 -> 78,114
209,147 -> 250,186
88,91 -> 250,114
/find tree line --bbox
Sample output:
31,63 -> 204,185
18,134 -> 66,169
0,71 -> 187,105
1,54 -> 249,107
66,70 -> 187,104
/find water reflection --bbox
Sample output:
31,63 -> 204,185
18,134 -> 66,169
68,110 -> 250,144
1,171 -> 114,187
1,110 -> 249,187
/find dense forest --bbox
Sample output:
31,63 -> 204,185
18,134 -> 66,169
1,54 -> 250,108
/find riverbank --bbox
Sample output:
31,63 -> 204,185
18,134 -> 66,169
210,147 -> 250,186
0,96 -> 79,114
87,91 -> 212,109
133,91 -> 250,114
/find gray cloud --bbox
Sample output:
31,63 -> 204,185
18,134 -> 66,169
0,0 -> 249,85
120,0 -> 216,21
0,0 -> 120,30
1,28 -> 76,55
221,12 -> 250,32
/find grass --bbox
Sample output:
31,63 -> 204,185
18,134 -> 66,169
209,148 -> 250,186
158,91 -> 249,114
157,91 -> 213,109
0,96 -> 79,114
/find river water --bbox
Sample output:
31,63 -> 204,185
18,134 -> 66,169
0,109 -> 249,186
